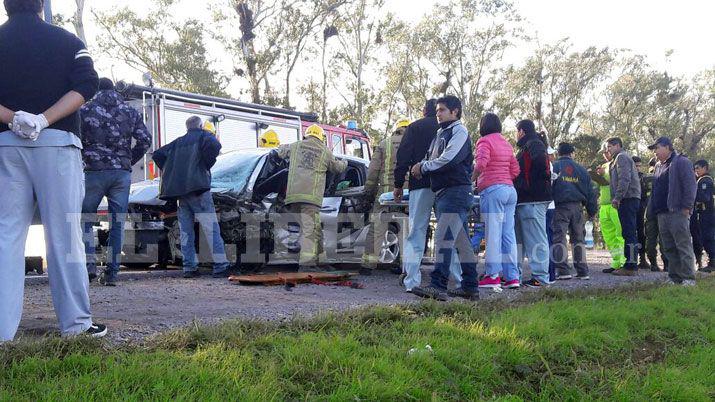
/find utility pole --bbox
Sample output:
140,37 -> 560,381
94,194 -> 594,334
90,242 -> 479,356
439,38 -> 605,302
43,0 -> 52,23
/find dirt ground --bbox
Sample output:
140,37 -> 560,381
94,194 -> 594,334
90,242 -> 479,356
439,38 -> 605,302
18,249 -> 677,344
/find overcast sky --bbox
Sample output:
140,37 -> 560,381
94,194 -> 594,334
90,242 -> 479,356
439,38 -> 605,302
3,0 -> 713,85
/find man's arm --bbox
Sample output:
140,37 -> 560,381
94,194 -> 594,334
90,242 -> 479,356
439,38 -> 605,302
421,125 -> 470,175
679,158 -> 697,213
0,104 -> 13,124
201,133 -> 222,169
130,112 -> 152,165
613,153 -> 631,202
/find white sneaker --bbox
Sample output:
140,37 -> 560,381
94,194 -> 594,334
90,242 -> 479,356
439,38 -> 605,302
681,280 -> 696,287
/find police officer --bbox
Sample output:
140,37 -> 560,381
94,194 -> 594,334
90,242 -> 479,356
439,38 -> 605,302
360,118 -> 410,274
272,124 -> 347,270
691,160 -> 715,272
81,78 -> 151,286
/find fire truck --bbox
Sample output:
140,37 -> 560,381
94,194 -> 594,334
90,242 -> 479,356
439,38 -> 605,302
113,82 -> 372,183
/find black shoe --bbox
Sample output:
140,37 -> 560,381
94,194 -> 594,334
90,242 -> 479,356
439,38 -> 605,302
212,270 -> 230,278
447,287 -> 479,300
523,278 -> 547,287
638,261 -> 651,271
183,270 -> 201,278
411,286 -> 448,301
88,272 -> 97,281
84,323 -> 107,338
602,268 -> 617,273
359,267 -> 373,276
556,274 -> 573,280
97,272 -> 117,286
575,273 -> 590,280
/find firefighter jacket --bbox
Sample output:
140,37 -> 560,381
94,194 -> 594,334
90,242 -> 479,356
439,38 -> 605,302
273,136 -> 347,207
365,127 -> 405,200
695,175 -> 714,213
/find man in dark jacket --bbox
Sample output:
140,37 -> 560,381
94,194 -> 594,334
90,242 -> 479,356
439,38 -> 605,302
648,137 -> 697,285
153,116 -> 229,278
0,0 -> 105,341
409,95 -> 478,301
514,119 -> 552,287
551,143 -> 598,280
690,159 -> 714,272
606,137 -> 642,275
81,78 -> 152,285
392,99 -> 444,291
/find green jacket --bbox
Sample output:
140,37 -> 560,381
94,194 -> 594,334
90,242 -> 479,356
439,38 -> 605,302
365,127 -> 406,200
274,136 -> 347,206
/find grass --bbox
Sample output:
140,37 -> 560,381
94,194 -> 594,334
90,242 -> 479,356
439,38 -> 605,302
1,280 -> 713,401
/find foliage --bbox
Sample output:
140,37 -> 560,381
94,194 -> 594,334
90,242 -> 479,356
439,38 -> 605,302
94,0 -> 229,96
1,280 -> 714,400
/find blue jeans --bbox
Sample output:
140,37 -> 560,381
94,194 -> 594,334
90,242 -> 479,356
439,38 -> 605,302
402,188 -> 462,291
178,191 -> 229,274
430,185 -> 478,292
515,202 -> 550,283
82,170 -> 131,278
546,207 -> 556,282
618,198 -> 640,270
480,184 -> 518,281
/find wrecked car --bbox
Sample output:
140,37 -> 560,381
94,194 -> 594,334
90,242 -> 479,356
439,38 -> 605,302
95,148 -> 408,271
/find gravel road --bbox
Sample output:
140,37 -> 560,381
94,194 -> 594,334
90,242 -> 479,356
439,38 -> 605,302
17,249 -> 683,344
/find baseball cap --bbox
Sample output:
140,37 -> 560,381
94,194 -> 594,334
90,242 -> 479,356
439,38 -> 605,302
647,136 -> 672,150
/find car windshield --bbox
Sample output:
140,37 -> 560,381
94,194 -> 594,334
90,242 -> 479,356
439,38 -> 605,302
211,151 -> 265,193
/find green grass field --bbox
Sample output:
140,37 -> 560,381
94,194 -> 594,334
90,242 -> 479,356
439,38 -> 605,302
1,279 -> 713,401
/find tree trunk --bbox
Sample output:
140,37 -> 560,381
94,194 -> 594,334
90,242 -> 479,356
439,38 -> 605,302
321,40 -> 328,122
73,0 -> 87,44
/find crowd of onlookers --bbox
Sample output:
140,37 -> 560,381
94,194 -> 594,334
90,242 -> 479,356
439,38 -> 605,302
396,96 -> 708,301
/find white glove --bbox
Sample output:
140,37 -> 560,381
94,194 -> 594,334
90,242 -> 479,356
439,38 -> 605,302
9,111 -> 48,141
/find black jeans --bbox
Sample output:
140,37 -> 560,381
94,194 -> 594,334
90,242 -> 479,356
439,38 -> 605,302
618,198 -> 640,270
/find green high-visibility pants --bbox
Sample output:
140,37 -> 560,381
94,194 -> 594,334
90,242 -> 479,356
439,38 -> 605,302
599,204 -> 626,268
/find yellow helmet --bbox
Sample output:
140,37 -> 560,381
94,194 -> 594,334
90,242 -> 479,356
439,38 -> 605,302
305,124 -> 325,142
259,130 -> 280,148
203,120 -> 217,135
393,118 -> 410,131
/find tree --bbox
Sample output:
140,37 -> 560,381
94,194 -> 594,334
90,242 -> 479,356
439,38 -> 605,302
53,0 -> 87,44
216,0 -> 295,104
330,0 -> 387,133
501,40 -> 616,144
414,0 -> 522,134
277,0 -> 348,109
94,0 -> 228,96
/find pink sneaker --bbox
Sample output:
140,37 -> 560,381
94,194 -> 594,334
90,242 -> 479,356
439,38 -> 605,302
478,275 -> 502,289
503,279 -> 520,289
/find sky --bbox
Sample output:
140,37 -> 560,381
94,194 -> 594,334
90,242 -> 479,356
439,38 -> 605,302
8,0 -> 710,83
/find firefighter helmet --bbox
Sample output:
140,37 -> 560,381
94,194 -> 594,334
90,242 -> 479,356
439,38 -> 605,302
393,118 -> 411,131
259,130 -> 280,148
305,124 -> 325,142
203,120 -> 217,135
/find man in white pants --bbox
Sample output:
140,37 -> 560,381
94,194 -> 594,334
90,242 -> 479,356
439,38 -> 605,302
0,0 -> 106,341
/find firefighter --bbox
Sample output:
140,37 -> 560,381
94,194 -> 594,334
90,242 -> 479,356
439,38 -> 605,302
203,120 -> 217,135
691,160 -> 715,272
259,129 -> 280,148
272,124 -> 347,270
360,118 -> 410,274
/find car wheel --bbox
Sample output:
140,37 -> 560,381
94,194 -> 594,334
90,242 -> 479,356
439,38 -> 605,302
378,224 -> 401,267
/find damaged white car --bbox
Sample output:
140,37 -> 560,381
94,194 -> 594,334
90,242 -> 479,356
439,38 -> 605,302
94,148 -> 408,271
